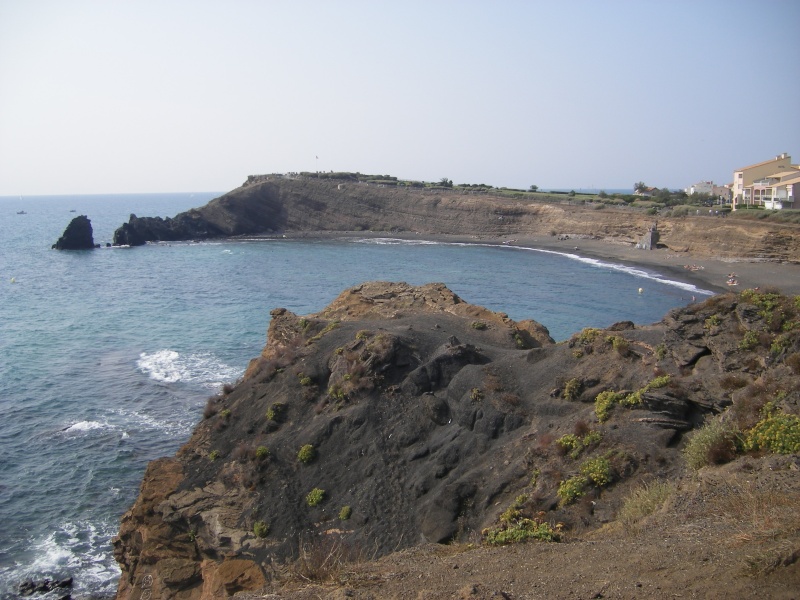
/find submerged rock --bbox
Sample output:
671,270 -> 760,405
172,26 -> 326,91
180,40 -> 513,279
52,215 -> 96,250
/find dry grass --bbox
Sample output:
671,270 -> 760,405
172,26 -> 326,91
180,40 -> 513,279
618,480 -> 675,532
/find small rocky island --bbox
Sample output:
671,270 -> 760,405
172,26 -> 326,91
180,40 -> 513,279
52,215 -> 97,250
112,282 -> 800,599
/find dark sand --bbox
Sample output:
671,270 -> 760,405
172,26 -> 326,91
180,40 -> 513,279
277,230 -> 800,296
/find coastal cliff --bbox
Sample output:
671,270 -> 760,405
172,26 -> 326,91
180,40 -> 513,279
111,176 -> 800,263
113,282 -> 800,599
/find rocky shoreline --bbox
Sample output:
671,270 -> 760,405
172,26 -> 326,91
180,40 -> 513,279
111,281 -> 800,599
105,175 -> 800,295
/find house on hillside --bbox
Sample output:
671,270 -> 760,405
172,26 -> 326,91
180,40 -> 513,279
732,153 -> 799,209
634,186 -> 658,197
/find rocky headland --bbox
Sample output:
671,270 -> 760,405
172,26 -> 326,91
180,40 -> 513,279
111,175 -> 800,264
112,282 -> 800,599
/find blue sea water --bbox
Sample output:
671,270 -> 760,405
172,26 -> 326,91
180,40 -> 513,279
0,193 -> 712,599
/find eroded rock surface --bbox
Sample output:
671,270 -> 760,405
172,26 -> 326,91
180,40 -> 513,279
113,283 -> 800,599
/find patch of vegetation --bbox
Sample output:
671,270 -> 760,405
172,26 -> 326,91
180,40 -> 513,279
739,330 -> 759,351
469,388 -> 483,402
253,520 -> 269,538
483,511 -> 560,545
470,321 -> 488,330
618,481 -> 674,529
208,449 -> 220,461
557,475 -> 588,505
297,373 -> 313,386
607,335 -> 630,356
576,328 -> 602,345
654,343 -> 667,360
266,402 -> 285,422
297,444 -> 316,464
682,420 -> 739,470
563,378 -> 582,402
595,390 -> 624,422
219,409 -> 231,419
743,408 -> 800,454
580,457 -> 612,486
307,320 -> 340,344
558,456 -> 614,505
770,333 -> 792,355
306,487 -> 325,507
338,505 -> 351,520
255,446 -> 270,460
556,430 -> 603,459
704,314 -> 722,329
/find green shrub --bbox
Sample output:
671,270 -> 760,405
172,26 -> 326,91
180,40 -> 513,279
306,487 -> 325,507
655,344 -> 667,360
739,330 -> 759,351
209,449 -> 220,461
682,420 -> 739,470
255,446 -> 270,460
338,505 -> 352,520
607,335 -> 630,356
253,520 -> 269,538
580,457 -> 612,486
470,321 -> 488,330
297,444 -> 316,463
595,390 -> 624,422
484,518 -> 560,545
704,314 -> 722,329
557,476 -> 588,505
557,430 -> 603,459
470,388 -> 483,402
577,328 -> 602,345
563,378 -> 582,402
744,412 -> 800,454
266,402 -> 285,422
219,409 -> 231,419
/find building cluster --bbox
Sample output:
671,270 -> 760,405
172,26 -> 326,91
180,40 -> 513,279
683,153 -> 798,210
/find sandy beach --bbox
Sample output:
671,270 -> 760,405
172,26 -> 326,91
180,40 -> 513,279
278,230 -> 800,296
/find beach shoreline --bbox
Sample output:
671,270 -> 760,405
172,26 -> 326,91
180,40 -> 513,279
264,230 -> 800,296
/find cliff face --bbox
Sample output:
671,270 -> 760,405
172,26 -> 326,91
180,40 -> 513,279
111,176 -> 800,262
112,282 -> 800,600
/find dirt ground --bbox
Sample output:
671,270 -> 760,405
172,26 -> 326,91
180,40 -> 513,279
240,457 -> 800,600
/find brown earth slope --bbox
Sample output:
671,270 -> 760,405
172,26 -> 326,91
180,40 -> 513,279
112,283 -> 800,600
111,176 -> 800,263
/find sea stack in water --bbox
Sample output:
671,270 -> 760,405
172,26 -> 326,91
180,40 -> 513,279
52,215 -> 97,250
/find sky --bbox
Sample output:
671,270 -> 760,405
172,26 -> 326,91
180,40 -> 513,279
1,0 -> 799,195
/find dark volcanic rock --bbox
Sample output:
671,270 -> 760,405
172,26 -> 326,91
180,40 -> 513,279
112,285 -> 800,600
52,215 -> 95,250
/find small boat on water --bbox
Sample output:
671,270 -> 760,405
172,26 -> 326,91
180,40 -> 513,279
16,210 -> 26,215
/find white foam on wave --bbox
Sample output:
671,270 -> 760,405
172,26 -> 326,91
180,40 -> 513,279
518,247 -> 714,295
5,520 -> 121,598
63,420 -> 106,433
350,237 -> 443,246
350,237 -> 714,295
137,349 -> 242,388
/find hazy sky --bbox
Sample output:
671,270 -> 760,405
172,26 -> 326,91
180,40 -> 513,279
1,1 -> 798,195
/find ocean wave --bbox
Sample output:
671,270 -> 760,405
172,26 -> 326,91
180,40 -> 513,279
61,420 -> 109,433
350,237 -> 443,246
0,520 -> 121,599
349,237 -> 713,295
518,247 -> 714,295
136,349 -> 242,388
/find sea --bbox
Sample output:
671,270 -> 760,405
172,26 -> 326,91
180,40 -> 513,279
0,192 -> 712,599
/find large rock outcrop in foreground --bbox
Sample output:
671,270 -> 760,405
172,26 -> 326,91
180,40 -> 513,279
112,283 -> 800,600
111,175 -> 800,262
52,215 -> 96,250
